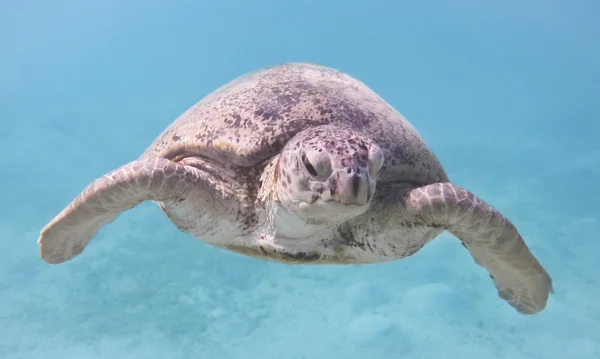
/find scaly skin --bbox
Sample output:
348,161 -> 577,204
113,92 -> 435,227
38,157 -> 204,264
405,183 -> 553,314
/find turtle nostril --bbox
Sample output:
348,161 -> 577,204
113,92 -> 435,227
352,174 -> 360,197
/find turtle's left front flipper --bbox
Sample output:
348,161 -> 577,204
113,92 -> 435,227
405,183 -> 553,314
38,157 -> 205,265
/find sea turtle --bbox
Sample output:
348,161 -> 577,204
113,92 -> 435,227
38,63 -> 553,314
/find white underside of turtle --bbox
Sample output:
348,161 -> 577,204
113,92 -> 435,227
38,63 -> 553,315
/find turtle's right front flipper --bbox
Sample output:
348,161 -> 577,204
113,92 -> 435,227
38,157 -> 205,264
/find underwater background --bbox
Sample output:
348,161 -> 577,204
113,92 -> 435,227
1,0 -> 599,358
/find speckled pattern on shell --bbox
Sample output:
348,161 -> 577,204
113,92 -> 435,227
141,63 -> 448,186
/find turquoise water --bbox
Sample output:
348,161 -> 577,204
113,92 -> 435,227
1,0 -> 599,358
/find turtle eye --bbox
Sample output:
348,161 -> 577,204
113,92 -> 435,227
301,153 -> 318,176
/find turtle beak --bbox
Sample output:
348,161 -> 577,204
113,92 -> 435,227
330,167 -> 372,205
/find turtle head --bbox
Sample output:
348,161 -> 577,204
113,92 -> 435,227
273,126 -> 384,223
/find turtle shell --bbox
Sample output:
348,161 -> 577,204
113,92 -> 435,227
141,63 -> 448,185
